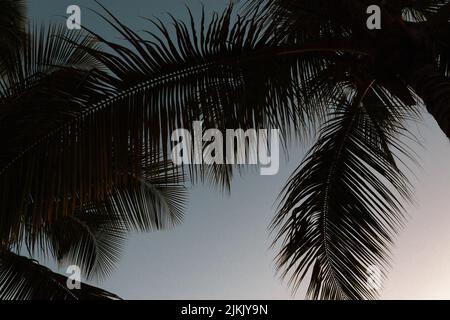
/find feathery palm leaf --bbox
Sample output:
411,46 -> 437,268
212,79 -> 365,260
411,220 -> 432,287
237,0 -> 450,299
79,3 -> 340,177
0,22 -> 187,247
0,21 -> 188,298
17,156 -> 187,281
273,85 -> 413,299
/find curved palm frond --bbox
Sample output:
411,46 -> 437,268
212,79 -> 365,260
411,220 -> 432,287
78,2 -> 346,181
0,20 -> 189,245
0,3 -> 380,241
0,249 -> 121,300
15,157 -> 187,281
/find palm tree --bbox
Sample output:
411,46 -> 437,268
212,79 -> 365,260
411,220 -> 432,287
0,1 -> 186,299
1,0 -> 450,300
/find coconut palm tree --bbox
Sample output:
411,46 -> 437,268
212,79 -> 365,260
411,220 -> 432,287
0,1 -> 186,299
74,0 -> 448,300
2,0 -> 450,300
242,0 -> 450,299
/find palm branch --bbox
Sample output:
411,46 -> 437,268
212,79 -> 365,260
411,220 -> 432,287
0,20 -> 187,298
0,0 -> 26,73
0,249 -> 120,300
243,0 -> 450,299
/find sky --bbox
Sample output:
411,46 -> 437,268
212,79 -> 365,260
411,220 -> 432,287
27,0 -> 450,299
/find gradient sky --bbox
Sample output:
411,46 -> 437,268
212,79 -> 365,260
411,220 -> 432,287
28,0 -> 450,299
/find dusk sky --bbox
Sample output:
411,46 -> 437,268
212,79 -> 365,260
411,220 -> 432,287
28,0 -> 450,299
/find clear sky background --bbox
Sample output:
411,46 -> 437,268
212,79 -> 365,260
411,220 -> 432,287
27,0 -> 450,299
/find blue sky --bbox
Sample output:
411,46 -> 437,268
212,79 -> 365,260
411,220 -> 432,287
27,0 -> 450,299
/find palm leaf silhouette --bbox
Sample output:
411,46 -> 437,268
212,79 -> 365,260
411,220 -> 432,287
0,16 -> 187,298
273,86 -> 413,299
0,250 -> 121,300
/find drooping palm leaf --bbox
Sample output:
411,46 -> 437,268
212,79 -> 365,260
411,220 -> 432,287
42,205 -> 127,282
273,83 -> 414,299
16,156 -> 187,281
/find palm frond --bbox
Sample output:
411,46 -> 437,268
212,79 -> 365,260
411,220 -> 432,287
78,3 -> 345,181
0,4 -> 377,239
0,23 -> 108,243
42,205 -> 127,282
406,0 -> 450,21
273,85 -> 413,299
0,249 -> 121,300
0,21 -> 188,248
0,0 -> 26,73
15,157 -> 187,280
